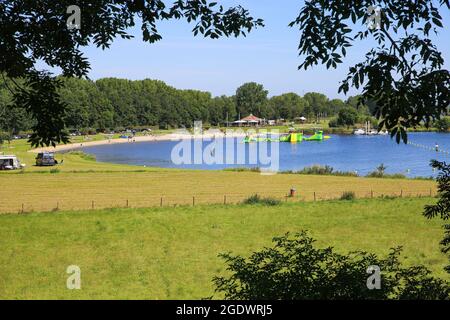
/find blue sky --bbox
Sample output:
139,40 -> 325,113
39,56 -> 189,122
64,0 -> 450,99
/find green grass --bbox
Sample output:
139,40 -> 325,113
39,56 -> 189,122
0,197 -> 447,299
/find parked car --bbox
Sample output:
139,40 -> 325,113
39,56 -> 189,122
35,152 -> 57,166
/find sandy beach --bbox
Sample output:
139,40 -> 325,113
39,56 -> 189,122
30,131 -> 248,153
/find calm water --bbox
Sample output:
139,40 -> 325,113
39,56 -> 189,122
82,133 -> 450,177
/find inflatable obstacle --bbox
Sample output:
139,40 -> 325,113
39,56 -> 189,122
243,136 -> 278,143
243,131 -> 330,143
279,133 -> 303,142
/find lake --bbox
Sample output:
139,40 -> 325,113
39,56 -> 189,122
82,132 -> 450,177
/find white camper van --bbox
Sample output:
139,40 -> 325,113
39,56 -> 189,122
0,155 -> 25,170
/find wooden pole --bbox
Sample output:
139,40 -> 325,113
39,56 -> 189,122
224,195 -> 227,205
92,201 -> 94,210
160,197 -> 163,207
313,192 -> 316,201
400,189 -> 403,198
193,196 -> 195,206
21,203 -> 24,214
126,199 -> 129,208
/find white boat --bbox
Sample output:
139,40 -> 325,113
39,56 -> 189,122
353,128 -> 366,135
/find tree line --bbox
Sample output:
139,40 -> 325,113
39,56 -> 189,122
0,77 -> 370,135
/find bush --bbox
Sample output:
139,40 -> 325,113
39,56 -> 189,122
340,191 -> 356,200
435,118 -> 450,132
0,132 -> 10,145
50,168 -> 60,174
367,163 -> 387,178
328,117 -> 339,128
298,165 -> 334,175
293,165 -> 358,177
213,232 -> 450,300
337,107 -> 358,128
242,194 -> 281,206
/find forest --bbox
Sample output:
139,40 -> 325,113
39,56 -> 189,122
0,76 -> 370,135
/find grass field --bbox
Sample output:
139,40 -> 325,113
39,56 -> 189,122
0,169 -> 437,213
0,198 -> 447,299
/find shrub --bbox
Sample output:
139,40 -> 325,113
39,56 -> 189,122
242,194 -> 281,206
0,132 -> 10,146
298,165 -> 334,175
367,163 -> 387,178
435,118 -> 450,132
213,232 -> 450,300
295,165 -> 358,177
50,168 -> 60,174
328,117 -> 339,128
340,191 -> 356,200
337,107 -> 358,128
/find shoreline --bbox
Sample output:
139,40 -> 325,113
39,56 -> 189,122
29,132 -> 248,153
27,130 -> 450,154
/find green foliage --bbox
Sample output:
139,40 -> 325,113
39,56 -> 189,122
340,191 -> 356,200
268,93 -> 307,120
213,232 -> 450,300
291,0 -> 450,143
1,1 -> 264,146
424,160 -> 450,273
66,151 -> 96,162
328,117 -> 339,128
303,92 -> 329,117
235,82 -> 269,118
367,164 -> 388,178
337,107 -> 359,127
289,165 -> 358,177
242,194 -> 281,206
299,165 -> 333,175
0,132 -> 9,145
435,118 -> 450,132
1,74 -> 369,133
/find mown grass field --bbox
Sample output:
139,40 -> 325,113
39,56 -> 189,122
0,198 -> 447,299
0,169 -> 437,213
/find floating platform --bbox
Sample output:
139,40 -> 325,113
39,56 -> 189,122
243,131 -> 330,143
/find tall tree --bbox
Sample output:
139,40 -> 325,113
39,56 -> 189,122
235,82 -> 269,118
0,1 -> 263,146
269,93 -> 307,119
327,98 -> 347,115
303,92 -> 329,117
337,106 -> 359,128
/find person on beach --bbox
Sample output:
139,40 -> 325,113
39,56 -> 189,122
435,143 -> 439,152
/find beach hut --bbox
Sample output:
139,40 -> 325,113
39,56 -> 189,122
233,114 -> 265,126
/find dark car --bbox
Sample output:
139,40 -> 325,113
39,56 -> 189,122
35,152 -> 57,166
